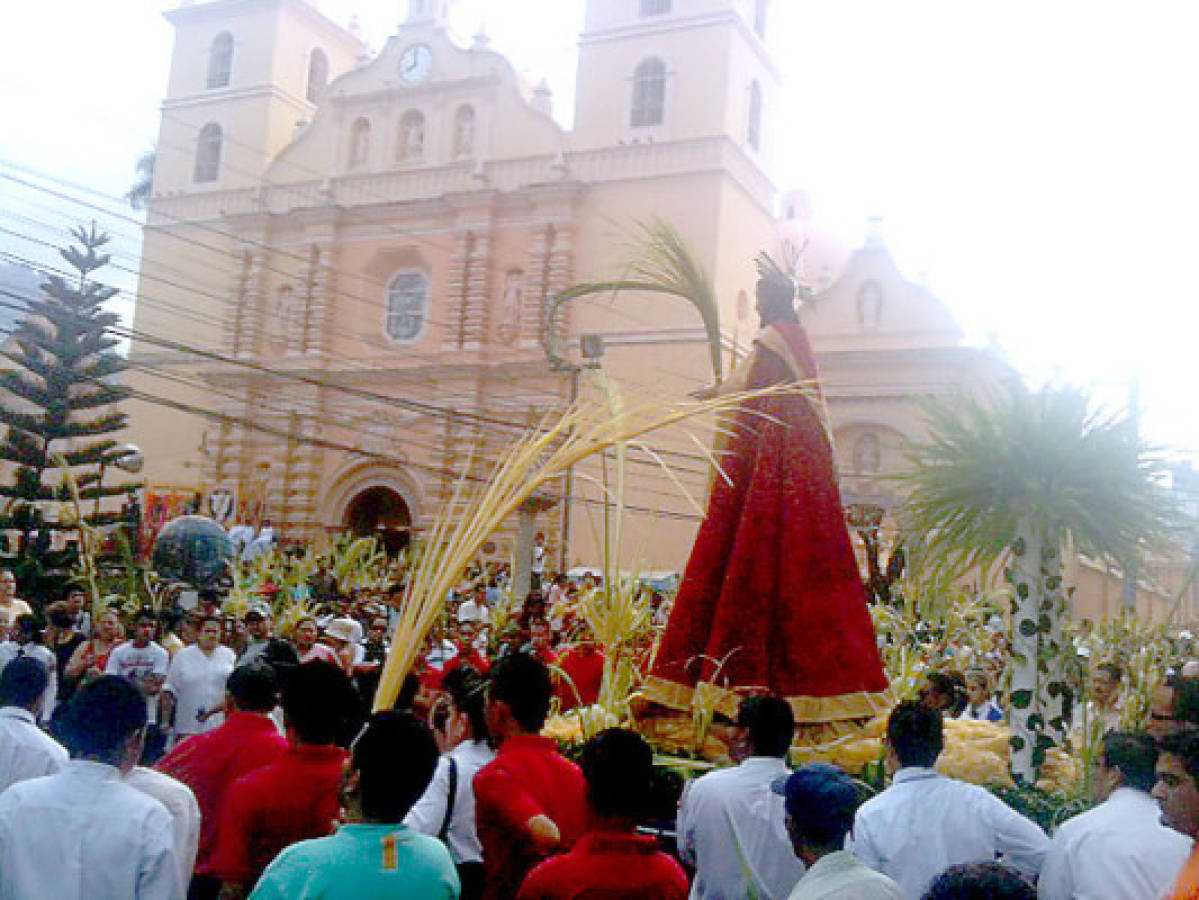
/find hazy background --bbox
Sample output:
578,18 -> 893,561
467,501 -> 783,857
1,0 -> 1196,455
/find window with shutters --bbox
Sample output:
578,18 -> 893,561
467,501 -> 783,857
207,32 -> 233,89
194,123 -> 222,183
386,271 -> 429,342
631,58 -> 667,127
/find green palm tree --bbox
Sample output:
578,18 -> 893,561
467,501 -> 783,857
543,219 -> 723,383
901,382 -> 1176,782
125,150 -> 156,211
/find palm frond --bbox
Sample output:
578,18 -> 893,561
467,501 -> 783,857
372,380 -> 808,710
544,219 -> 723,382
899,382 -> 1177,577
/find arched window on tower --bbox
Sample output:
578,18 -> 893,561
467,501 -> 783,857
207,32 -> 234,89
754,0 -> 769,37
399,110 -> 426,161
640,0 -> 671,15
349,117 -> 371,168
386,271 -> 429,342
194,123 -> 222,183
747,80 -> 763,151
631,57 -> 667,128
306,48 -> 328,103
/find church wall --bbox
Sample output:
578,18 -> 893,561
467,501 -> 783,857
583,0 -> 766,33
574,20 -> 735,148
270,7 -> 362,104
164,5 -> 282,99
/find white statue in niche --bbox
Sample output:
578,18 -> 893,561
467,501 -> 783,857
455,106 -> 475,157
401,113 -> 425,160
497,269 -> 523,344
853,431 -> 882,475
350,121 -> 370,168
269,286 -> 293,354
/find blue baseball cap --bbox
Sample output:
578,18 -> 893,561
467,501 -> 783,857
770,764 -> 863,825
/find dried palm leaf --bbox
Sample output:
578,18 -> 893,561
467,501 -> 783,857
373,380 -> 814,710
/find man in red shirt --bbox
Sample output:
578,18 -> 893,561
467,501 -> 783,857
157,662 -> 288,900
554,632 -> 604,711
474,653 -> 588,900
211,661 -> 352,898
517,728 -> 687,900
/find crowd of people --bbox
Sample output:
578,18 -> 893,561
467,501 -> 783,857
0,566 -> 1198,899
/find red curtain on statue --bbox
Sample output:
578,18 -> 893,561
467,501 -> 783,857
647,320 -> 887,720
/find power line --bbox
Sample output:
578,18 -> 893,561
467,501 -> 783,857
0,156 -> 687,354
0,286 -> 702,521
0,135 -> 733,381
0,243 -> 720,476
0,279 -> 718,490
0,162 -> 717,405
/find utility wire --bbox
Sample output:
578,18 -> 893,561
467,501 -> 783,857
0,247 -> 720,476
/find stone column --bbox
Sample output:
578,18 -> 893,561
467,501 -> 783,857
220,250 -> 256,357
302,243 -> 333,356
513,493 -> 557,599
446,229 -> 491,349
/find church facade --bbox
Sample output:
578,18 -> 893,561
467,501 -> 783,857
124,0 -> 1006,572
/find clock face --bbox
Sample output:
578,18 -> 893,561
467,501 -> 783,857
399,44 -> 434,86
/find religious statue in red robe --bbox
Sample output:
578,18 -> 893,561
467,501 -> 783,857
642,264 -> 889,739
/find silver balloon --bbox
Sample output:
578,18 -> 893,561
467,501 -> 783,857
151,515 -> 233,589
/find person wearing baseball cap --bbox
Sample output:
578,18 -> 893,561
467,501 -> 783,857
238,603 -> 273,666
772,765 -> 901,900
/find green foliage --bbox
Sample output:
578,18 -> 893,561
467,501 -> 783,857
870,561 -> 1003,700
901,382 -> 1177,578
125,150 -> 155,211
0,223 -> 139,544
900,383 -> 1178,783
988,783 -> 1091,834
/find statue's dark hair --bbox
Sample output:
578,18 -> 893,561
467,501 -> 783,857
755,253 -> 799,324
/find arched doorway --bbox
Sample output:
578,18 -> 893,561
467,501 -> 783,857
343,486 -> 412,555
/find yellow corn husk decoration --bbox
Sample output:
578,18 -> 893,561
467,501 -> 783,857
373,380 -> 815,711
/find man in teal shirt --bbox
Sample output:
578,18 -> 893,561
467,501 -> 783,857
250,712 -> 459,899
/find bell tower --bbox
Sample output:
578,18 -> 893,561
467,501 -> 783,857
572,0 -> 779,176
152,0 -> 363,197
403,0 -> 453,28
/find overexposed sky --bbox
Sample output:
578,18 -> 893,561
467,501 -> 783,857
0,0 -> 1196,456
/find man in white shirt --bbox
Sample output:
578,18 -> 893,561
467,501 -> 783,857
105,609 -> 170,716
1039,731 -> 1190,900
0,675 -> 181,900
852,701 -> 1049,899
162,614 -> 236,741
105,608 -> 171,760
0,657 -> 68,792
678,695 -> 804,900
125,765 -> 202,890
775,764 -> 901,900
0,614 -> 58,722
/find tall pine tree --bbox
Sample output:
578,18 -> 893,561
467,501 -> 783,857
0,223 -> 139,553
